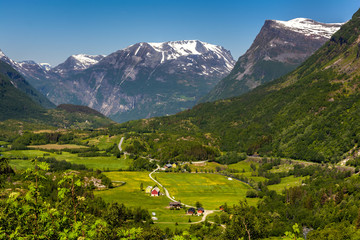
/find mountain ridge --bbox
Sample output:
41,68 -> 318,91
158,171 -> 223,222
6,40 -> 233,123
200,17 -> 343,102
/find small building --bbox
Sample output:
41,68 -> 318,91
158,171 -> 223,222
219,205 -> 224,211
197,207 -> 205,214
169,201 -> 182,209
164,164 -> 172,168
151,187 -> 160,197
145,186 -> 153,194
172,163 -> 177,168
152,212 -> 156,216
151,217 -> 158,221
187,207 -> 196,215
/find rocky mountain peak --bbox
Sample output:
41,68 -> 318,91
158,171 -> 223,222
201,18 -> 344,103
53,54 -> 106,76
272,18 -> 343,39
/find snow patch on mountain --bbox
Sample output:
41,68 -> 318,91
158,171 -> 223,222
274,18 -> 343,39
148,40 -> 235,71
39,63 -> 52,71
70,54 -> 106,70
0,50 -> 6,59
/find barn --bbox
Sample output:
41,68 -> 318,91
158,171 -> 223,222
151,187 -> 160,197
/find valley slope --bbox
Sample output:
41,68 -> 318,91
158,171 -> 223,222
122,9 -> 360,163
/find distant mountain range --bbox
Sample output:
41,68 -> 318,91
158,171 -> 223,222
201,18 -> 343,102
0,18 -> 343,123
1,40 -> 235,122
0,60 -> 113,128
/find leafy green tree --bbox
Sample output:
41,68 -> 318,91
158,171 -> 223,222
284,223 -> 304,240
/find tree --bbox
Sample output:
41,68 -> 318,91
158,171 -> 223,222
214,215 -> 221,225
284,223 -> 304,240
140,182 -> 144,191
195,201 -> 203,209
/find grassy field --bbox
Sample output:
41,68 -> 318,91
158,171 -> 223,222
86,135 -> 122,150
28,144 -> 87,150
155,172 -> 258,209
95,172 -> 202,225
189,161 -> 226,172
5,150 -> 132,171
9,159 -> 33,170
267,176 -> 307,193
228,161 -> 267,182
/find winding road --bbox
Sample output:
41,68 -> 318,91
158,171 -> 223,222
118,137 -> 124,152
118,137 -> 224,226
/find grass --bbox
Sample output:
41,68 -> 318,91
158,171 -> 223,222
95,172 -> 202,225
267,176 -> 307,193
0,141 -> 9,145
228,160 -> 259,172
4,150 -> 132,171
9,159 -> 33,171
86,135 -> 122,150
228,161 -> 267,182
28,144 -> 87,150
189,161 -> 226,172
155,172 -> 258,209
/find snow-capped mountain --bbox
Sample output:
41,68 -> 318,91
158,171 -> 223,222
146,40 -> 234,72
0,40 -> 234,122
39,63 -> 52,71
53,54 -> 106,76
44,40 -> 235,122
0,50 -> 55,108
273,18 -> 343,39
201,18 -> 343,102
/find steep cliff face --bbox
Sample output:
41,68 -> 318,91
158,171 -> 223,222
201,18 -> 343,102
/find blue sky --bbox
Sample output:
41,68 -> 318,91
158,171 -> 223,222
0,0 -> 358,66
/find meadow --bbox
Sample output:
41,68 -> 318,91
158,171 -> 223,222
85,135 -> 122,150
267,175 -> 307,193
5,149 -> 132,171
28,144 -> 88,150
154,172 -> 257,209
95,171 -> 202,226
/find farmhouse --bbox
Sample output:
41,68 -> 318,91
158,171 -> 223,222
169,201 -> 182,209
164,163 -> 172,168
151,187 -> 160,196
145,186 -> 153,193
197,207 -> 205,214
187,207 -> 196,214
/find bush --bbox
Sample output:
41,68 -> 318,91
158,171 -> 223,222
246,190 -> 258,198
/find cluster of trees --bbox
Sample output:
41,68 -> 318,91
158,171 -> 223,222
37,157 -> 87,171
129,157 -> 157,171
213,151 -> 247,165
11,131 -> 78,148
